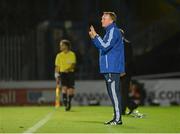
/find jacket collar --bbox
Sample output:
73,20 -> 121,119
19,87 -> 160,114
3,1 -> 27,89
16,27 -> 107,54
105,22 -> 116,32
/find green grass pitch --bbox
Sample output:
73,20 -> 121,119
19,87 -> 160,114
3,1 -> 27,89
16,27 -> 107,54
0,106 -> 180,133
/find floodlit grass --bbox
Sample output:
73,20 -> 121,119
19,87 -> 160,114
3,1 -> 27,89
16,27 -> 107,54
0,106 -> 179,133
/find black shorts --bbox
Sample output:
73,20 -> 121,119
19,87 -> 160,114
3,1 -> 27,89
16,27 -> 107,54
60,72 -> 75,88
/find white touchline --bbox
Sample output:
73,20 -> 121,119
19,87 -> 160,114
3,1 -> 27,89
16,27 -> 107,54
23,111 -> 54,134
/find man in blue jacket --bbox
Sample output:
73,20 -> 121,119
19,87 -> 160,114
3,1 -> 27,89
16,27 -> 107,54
89,12 -> 125,125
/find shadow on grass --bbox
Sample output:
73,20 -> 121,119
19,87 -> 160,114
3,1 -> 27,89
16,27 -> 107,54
75,120 -> 103,124
75,120 -> 137,130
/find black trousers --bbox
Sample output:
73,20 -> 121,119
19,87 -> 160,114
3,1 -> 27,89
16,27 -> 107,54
120,74 -> 131,114
104,73 -> 122,121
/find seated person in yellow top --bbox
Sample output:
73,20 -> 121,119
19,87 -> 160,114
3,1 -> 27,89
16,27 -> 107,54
54,39 -> 76,111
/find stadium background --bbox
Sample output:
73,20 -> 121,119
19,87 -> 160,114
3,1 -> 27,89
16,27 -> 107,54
0,0 -> 180,80
0,0 -> 180,133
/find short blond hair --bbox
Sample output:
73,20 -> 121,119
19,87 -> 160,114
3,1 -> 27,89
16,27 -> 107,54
103,12 -> 117,22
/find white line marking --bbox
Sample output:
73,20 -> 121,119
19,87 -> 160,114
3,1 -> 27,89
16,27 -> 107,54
23,111 -> 54,134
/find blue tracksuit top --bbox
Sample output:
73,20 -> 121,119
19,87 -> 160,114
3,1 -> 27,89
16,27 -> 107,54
92,23 -> 125,73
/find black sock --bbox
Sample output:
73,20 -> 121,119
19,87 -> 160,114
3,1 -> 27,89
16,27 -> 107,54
62,93 -> 67,106
68,95 -> 74,106
65,95 -> 74,111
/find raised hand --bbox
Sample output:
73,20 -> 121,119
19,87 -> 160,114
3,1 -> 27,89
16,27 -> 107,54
89,25 -> 97,39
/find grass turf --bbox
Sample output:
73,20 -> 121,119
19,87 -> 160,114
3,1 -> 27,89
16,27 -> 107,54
0,106 -> 180,133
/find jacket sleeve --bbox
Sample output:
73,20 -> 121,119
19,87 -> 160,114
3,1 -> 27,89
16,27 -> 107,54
91,28 -> 117,52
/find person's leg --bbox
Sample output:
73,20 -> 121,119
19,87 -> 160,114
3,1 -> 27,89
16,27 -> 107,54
62,86 -> 68,106
66,88 -> 74,110
120,76 -> 126,114
104,73 -> 122,125
127,97 -> 139,114
121,75 -> 131,114
66,72 -> 75,111
104,74 -> 116,122
61,73 -> 68,107
110,73 -> 122,123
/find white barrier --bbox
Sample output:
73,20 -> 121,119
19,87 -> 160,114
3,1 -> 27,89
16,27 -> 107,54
139,79 -> 180,106
0,80 -> 110,105
0,79 -> 180,106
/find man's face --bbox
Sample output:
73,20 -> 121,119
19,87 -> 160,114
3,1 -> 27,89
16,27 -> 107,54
101,14 -> 113,28
60,43 -> 67,51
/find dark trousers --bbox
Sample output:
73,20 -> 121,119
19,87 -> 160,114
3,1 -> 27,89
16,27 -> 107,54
120,74 -> 131,114
104,73 -> 122,121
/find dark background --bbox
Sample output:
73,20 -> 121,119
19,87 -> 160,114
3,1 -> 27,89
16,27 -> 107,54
0,0 -> 180,80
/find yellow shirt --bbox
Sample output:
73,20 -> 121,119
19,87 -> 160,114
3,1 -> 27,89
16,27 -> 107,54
55,51 -> 76,73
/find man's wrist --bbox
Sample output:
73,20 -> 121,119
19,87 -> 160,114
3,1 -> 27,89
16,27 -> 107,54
92,34 -> 99,39
95,34 -> 99,38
